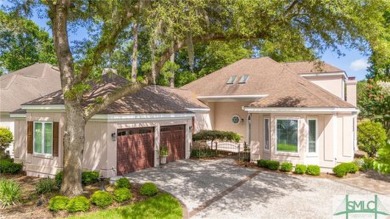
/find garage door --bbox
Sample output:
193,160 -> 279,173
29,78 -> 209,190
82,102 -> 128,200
160,125 -> 185,163
117,127 -> 154,175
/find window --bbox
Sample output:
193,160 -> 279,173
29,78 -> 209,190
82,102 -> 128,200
226,75 -> 237,84
34,122 -> 53,155
238,75 -> 249,84
264,118 -> 270,150
308,119 -> 317,153
276,119 -> 298,153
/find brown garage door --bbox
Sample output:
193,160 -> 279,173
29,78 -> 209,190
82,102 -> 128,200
160,125 -> 185,163
117,127 -> 154,175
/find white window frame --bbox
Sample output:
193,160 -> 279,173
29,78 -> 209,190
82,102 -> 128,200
33,121 -> 53,156
307,118 -> 318,156
264,118 -> 270,151
275,118 -> 300,155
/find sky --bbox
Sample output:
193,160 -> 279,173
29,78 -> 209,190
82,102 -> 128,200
5,3 -> 371,81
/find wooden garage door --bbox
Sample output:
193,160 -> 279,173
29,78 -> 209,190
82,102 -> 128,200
117,127 -> 154,175
160,125 -> 185,163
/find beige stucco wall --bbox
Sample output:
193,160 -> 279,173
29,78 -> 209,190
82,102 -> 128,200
193,112 -> 212,133
250,113 -> 356,171
346,79 -> 357,106
304,75 -> 345,100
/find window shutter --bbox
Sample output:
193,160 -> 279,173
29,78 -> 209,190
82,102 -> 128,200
27,121 -> 33,154
53,122 -> 59,157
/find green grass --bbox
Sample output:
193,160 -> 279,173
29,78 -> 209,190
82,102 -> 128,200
277,143 -> 297,152
67,193 -> 182,219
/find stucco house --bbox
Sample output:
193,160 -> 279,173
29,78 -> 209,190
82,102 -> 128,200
11,73 -> 207,177
183,57 -> 358,171
0,63 -> 61,157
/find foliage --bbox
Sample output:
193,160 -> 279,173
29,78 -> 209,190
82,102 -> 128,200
91,191 -> 113,208
35,178 -> 58,194
140,182 -> 159,197
66,196 -> 90,213
160,146 -> 168,156
193,130 -> 241,143
55,171 -> 63,188
67,193 -> 182,219
115,178 -> 131,189
49,195 -> 70,212
374,142 -> 390,174
357,120 -> 387,157
257,159 -> 270,168
0,159 -> 23,174
267,161 -> 280,171
0,10 -> 56,74
113,188 -> 132,203
306,165 -> 321,176
190,148 -> 216,158
0,128 -> 13,159
294,164 -> 307,174
0,179 -> 21,207
333,162 -> 359,177
362,157 -> 375,171
82,171 -> 100,185
280,162 -> 293,172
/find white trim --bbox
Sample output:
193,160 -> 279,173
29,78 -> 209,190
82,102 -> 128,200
198,94 -> 268,101
185,108 -> 210,112
10,114 -> 26,118
307,118 -> 318,156
21,105 -> 65,110
275,118 -> 300,155
91,113 -> 194,122
243,107 -> 359,114
33,121 -> 53,156
300,72 -> 347,79
264,117 -> 270,151
333,115 -> 338,165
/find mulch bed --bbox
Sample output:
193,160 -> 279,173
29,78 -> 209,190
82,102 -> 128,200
0,174 -> 151,219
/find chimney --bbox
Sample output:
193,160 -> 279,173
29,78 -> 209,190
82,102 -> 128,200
346,76 -> 357,106
102,68 -> 117,75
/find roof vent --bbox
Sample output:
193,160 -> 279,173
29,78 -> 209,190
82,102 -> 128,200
226,75 -> 237,84
238,75 -> 249,84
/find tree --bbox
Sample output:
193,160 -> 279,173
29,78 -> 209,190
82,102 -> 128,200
6,0 -> 390,196
357,120 -> 387,157
0,10 -> 56,75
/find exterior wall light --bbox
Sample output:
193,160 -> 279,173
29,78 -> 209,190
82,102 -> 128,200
111,133 -> 116,141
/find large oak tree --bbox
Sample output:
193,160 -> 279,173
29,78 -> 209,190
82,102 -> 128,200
6,0 -> 389,196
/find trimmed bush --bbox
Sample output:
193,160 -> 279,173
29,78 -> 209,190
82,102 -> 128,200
267,160 -> 280,170
113,188 -> 132,203
190,148 -> 216,158
140,182 -> 159,196
49,195 -> 69,212
306,165 -> 321,176
357,120 -> 387,157
91,191 -> 113,208
294,164 -> 307,174
36,178 -> 58,194
257,159 -> 269,168
280,162 -> 293,172
115,178 -> 131,189
0,160 -> 23,174
66,196 -> 90,212
0,179 -> 21,207
333,163 -> 348,177
82,171 -> 99,185
346,162 -> 359,174
192,130 -> 241,143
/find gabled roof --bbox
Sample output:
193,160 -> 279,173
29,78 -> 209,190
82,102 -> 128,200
182,57 -> 354,108
283,60 -> 345,74
0,63 -> 61,113
22,73 -> 207,114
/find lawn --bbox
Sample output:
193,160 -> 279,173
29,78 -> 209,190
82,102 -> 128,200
277,143 -> 298,152
67,193 -> 183,219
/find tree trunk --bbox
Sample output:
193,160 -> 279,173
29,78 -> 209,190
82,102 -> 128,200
60,102 -> 86,196
131,23 -> 139,83
169,43 -> 175,88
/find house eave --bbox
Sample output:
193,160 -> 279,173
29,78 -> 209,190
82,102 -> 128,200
198,94 -> 268,102
91,113 -> 195,122
243,107 -> 359,114
300,72 -> 347,80
21,105 -> 65,110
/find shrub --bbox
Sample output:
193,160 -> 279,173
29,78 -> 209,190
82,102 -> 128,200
333,163 -> 348,177
257,159 -> 269,168
36,178 -> 58,194
113,188 -> 132,203
346,162 -> 359,174
306,165 -> 321,176
0,160 -> 23,174
82,171 -> 99,185
90,191 -> 113,208
374,142 -> 390,174
0,179 -> 21,207
357,120 -> 387,157
190,148 -> 216,158
0,127 -> 13,159
66,196 -> 90,212
294,164 -> 307,174
55,171 -> 63,188
140,182 -> 159,196
280,162 -> 293,172
49,196 -> 69,212
115,178 -> 131,189
192,130 -> 241,143
361,157 -> 375,171
267,160 -> 280,170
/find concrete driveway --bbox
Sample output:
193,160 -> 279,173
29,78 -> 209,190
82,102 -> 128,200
112,159 -> 378,219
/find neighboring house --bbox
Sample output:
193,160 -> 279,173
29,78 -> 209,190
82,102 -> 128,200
183,57 -> 358,171
0,64 -> 61,157
11,72 -> 207,177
